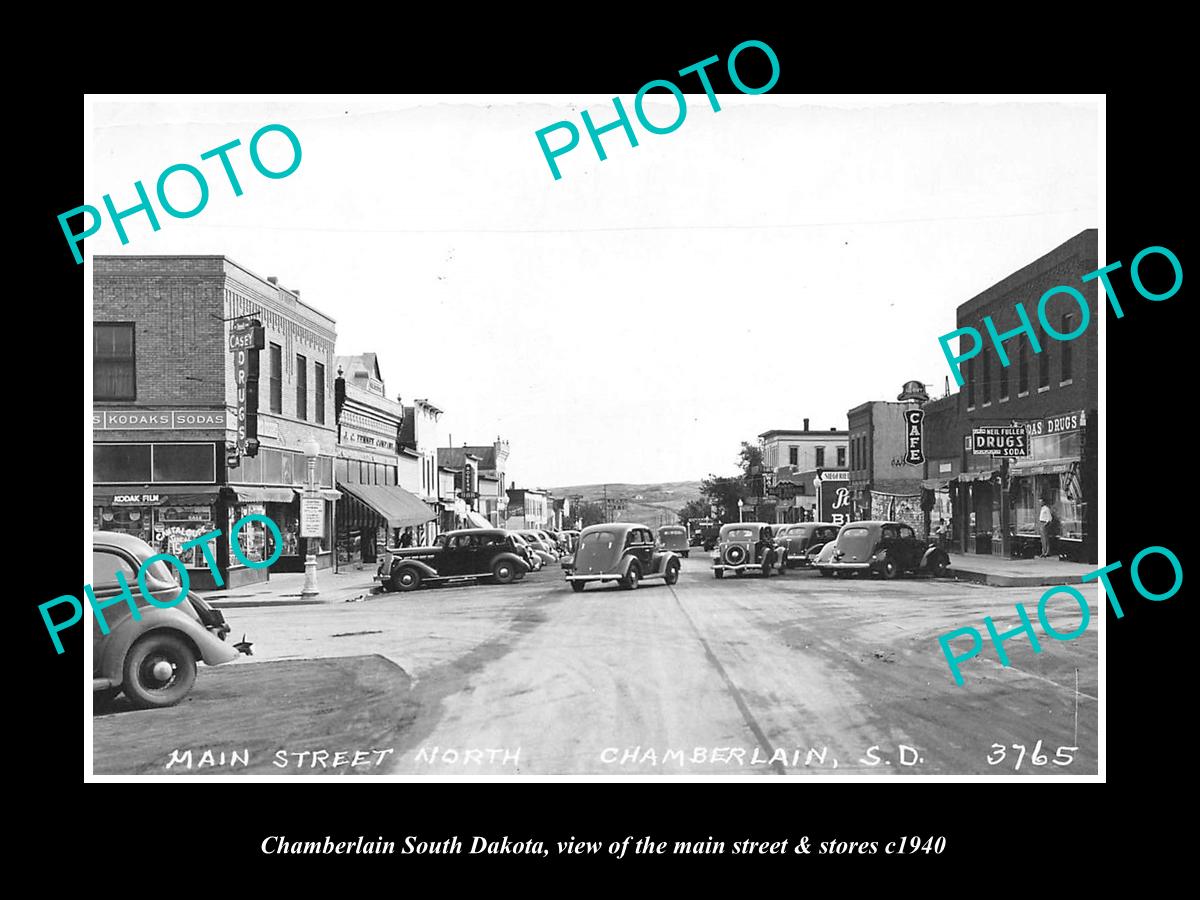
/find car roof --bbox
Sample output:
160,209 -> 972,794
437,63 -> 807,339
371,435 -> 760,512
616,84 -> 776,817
580,522 -> 646,535
446,528 -> 506,538
841,521 -> 905,529
721,521 -> 770,531
93,530 -> 156,558
659,525 -> 685,531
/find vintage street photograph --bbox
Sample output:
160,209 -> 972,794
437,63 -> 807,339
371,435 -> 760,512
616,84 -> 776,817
84,94 -> 1100,777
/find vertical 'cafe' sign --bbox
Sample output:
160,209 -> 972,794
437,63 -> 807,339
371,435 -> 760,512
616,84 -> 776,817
229,319 -> 264,454
904,409 -> 925,466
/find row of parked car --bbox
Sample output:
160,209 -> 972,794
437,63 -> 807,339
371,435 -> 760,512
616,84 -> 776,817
708,520 -> 951,580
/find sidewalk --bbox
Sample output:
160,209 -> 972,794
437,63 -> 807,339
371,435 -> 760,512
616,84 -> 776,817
199,570 -> 383,609
947,552 -> 1096,587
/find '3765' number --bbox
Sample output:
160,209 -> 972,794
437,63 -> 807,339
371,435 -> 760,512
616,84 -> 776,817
987,741 -> 1077,770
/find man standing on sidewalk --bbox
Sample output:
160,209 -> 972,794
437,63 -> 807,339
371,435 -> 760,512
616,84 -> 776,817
1038,500 -> 1054,558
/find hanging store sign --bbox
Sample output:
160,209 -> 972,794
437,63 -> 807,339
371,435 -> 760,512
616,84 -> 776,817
300,495 -> 325,538
904,409 -> 925,466
93,410 -> 228,430
230,319 -> 262,455
971,426 -> 1029,457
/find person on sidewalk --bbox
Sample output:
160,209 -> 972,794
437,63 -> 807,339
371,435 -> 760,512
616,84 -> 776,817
1038,500 -> 1054,557
399,527 -> 414,548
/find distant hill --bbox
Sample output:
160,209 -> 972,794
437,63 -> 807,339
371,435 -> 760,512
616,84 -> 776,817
546,481 -> 704,528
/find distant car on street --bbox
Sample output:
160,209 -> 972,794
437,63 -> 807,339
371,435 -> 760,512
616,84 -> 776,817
775,522 -> 841,568
656,525 -> 690,557
506,532 -> 540,572
562,522 -> 681,592
92,531 -> 247,710
712,522 -> 786,578
377,528 -> 530,592
815,520 -> 950,579
520,531 -> 561,563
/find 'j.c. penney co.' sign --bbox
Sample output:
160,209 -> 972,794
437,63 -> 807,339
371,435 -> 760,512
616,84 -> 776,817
93,409 -> 229,430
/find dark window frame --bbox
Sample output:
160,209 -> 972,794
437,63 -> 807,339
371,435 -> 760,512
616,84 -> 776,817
1019,340 -> 1029,394
1061,313 -> 1074,382
966,357 -> 976,407
1038,343 -> 1051,389
269,343 -> 283,413
296,353 -> 308,421
94,322 -> 137,401
981,347 -> 991,404
314,361 -> 326,424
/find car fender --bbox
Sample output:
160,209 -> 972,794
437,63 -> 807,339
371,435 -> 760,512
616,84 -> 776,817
98,610 -> 239,684
651,550 -> 679,573
490,551 -> 530,573
922,546 -> 949,568
392,558 -> 438,579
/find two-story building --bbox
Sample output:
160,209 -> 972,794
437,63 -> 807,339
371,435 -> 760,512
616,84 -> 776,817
506,487 -> 549,531
398,398 -> 445,544
333,354 -> 434,567
758,420 -> 849,524
437,439 -> 510,528
93,256 -> 339,588
934,229 -> 1098,562
847,401 -> 926,531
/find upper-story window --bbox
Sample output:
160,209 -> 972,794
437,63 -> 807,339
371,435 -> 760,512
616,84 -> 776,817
269,343 -> 283,413
94,323 -> 136,401
1061,313 -> 1074,383
815,447 -> 825,468
314,361 -> 326,424
296,354 -> 308,421
966,357 -> 976,407
981,347 -> 991,404
788,446 -> 798,466
837,446 -> 846,467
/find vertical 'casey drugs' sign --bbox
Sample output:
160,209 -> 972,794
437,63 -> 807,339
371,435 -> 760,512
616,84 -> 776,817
229,319 -> 264,454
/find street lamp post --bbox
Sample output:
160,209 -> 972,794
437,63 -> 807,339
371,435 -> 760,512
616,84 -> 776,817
300,438 -> 321,598
737,498 -> 744,523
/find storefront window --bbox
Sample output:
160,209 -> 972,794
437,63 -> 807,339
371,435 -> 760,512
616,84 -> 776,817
96,504 -> 155,544
157,505 -> 217,566
152,443 -> 216,483
229,503 -> 268,565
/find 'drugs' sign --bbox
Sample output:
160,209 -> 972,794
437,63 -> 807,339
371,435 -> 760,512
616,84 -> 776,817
230,319 -> 264,454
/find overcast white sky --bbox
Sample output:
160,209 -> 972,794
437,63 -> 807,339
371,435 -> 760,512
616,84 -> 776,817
87,96 -> 1098,488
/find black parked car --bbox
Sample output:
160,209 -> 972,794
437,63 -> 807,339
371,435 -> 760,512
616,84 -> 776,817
376,528 -> 530,592
775,522 -> 841,568
816,520 -> 950,579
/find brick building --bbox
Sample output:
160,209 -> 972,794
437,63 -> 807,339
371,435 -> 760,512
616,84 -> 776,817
932,228 -> 1098,562
758,419 -> 848,523
847,401 -> 925,531
92,256 -> 339,587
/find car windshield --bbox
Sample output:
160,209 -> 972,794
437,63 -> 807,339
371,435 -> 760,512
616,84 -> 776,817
581,531 -> 617,550
726,528 -> 754,541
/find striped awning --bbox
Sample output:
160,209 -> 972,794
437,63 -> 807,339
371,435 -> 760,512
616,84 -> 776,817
337,482 -> 435,529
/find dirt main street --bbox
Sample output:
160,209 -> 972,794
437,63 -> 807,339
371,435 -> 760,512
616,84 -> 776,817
93,556 -> 1098,776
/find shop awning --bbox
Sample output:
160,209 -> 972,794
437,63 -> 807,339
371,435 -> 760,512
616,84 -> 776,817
954,470 -> 996,483
1010,457 -> 1078,477
228,486 -> 299,504
921,478 -> 950,491
92,485 -> 223,505
337,483 -> 435,529
464,510 -> 491,529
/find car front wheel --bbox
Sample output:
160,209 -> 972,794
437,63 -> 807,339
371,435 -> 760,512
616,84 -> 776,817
882,559 -> 899,580
570,581 -> 586,593
492,561 -> 516,584
392,567 -> 422,592
122,633 -> 198,709
713,569 -> 724,579
665,562 -> 680,585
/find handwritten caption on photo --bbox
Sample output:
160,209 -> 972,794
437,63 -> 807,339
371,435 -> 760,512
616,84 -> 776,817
40,513 -> 284,654
534,39 -> 780,181
59,123 -> 302,264
938,544 -> 1182,685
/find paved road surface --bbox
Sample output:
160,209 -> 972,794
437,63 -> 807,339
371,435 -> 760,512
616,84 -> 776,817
95,556 -> 1097,776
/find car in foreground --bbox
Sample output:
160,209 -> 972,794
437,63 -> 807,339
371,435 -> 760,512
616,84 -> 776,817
815,520 -> 951,579
92,531 -> 248,710
775,522 -> 841,568
712,522 -> 786,578
656,525 -> 690,557
377,528 -> 530,592
562,523 -> 681,592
